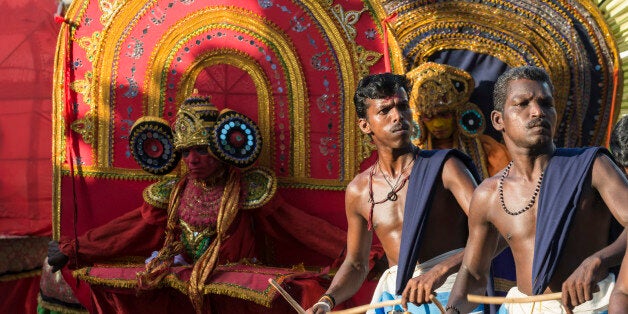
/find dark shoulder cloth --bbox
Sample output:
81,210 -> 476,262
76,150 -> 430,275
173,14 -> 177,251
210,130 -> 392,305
395,149 -> 480,294
532,147 -> 613,295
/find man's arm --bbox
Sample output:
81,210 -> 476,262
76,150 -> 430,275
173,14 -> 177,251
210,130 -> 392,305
592,154 -> 628,227
609,233 -> 628,313
442,156 -> 479,216
562,229 -> 626,312
49,202 -> 167,270
400,156 -> 479,307
561,154 -> 628,311
446,183 -> 500,313
306,182 -> 373,314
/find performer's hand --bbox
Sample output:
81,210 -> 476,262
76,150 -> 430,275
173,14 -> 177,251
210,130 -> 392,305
401,266 -> 447,309
305,301 -> 331,314
561,256 -> 603,313
47,240 -> 69,273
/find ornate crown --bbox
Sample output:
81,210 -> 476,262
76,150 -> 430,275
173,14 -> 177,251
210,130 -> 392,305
406,62 -> 474,116
172,95 -> 220,150
406,62 -> 486,142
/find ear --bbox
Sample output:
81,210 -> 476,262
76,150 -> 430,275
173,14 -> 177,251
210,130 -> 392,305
491,110 -> 504,132
358,118 -> 372,135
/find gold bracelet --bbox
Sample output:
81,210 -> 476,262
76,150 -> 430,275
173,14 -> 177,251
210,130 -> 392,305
319,294 -> 335,309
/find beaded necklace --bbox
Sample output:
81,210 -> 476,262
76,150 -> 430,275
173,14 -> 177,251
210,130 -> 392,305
498,161 -> 545,216
179,173 -> 226,227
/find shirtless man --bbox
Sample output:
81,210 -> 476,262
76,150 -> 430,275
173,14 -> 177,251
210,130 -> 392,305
446,66 -> 628,313
609,115 -> 628,312
307,73 -> 480,313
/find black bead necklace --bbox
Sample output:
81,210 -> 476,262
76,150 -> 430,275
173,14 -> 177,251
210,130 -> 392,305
498,161 -> 545,216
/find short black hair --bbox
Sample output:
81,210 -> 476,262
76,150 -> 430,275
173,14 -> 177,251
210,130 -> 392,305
610,115 -> 628,167
493,66 -> 554,112
353,73 -> 409,119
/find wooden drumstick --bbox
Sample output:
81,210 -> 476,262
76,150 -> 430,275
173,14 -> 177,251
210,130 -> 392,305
330,295 -> 445,314
268,278 -> 306,314
430,295 -> 446,313
467,292 -> 562,304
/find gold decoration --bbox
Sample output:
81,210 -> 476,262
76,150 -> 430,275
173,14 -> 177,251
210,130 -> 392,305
172,97 -> 219,150
406,62 -> 474,116
177,49 -> 274,169
74,263 -> 298,307
99,0 -> 124,26
75,32 -> 101,63
356,45 -> 383,77
330,4 -> 366,41
180,220 -> 217,256
69,71 -> 92,105
143,177 -> 179,209
70,110 -> 96,144
241,166 -> 277,210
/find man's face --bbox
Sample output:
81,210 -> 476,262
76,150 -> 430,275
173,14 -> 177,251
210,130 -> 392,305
421,109 -> 455,139
492,78 -> 557,149
358,87 -> 412,148
181,145 -> 223,180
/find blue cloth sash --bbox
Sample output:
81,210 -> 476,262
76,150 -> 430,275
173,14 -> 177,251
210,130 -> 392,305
395,149 -> 480,294
531,147 -> 612,294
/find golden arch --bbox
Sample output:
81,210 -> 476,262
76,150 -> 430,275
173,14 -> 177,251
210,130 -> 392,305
91,2 -> 370,185
175,49 -> 274,169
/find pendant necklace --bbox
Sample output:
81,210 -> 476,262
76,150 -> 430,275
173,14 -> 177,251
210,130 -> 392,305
376,155 -> 416,202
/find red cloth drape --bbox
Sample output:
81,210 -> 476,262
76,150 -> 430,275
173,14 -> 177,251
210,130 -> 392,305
0,1 -> 57,236
0,276 -> 41,313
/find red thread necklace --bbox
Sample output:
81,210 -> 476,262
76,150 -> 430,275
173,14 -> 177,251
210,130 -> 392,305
366,153 -> 416,230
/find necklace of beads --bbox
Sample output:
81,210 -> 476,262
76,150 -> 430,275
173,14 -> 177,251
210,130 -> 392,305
180,179 -> 225,227
498,161 -> 545,216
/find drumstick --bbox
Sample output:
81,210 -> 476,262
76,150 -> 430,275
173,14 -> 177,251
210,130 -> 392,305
430,295 -> 446,313
467,292 -> 562,304
329,299 -> 400,314
330,295 -> 445,314
268,278 -> 306,314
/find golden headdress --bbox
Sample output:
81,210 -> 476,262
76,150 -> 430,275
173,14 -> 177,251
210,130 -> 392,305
172,94 -> 220,150
130,93 -> 262,174
406,62 -> 485,143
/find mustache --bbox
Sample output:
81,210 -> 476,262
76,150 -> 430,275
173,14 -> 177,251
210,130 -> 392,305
526,118 -> 551,129
390,123 -> 410,132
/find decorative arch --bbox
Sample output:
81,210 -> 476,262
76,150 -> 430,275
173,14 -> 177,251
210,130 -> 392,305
382,0 -> 621,147
176,49 -> 274,168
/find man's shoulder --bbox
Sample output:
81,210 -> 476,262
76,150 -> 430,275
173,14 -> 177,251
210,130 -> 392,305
346,166 -> 375,204
347,167 -> 371,192
474,175 -> 500,201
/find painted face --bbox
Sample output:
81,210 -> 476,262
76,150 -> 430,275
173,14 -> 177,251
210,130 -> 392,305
422,110 -> 455,139
181,145 -> 223,180
493,78 -> 557,149
359,88 -> 412,149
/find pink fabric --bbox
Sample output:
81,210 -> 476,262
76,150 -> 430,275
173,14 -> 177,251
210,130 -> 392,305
82,264 -> 326,313
0,1 -> 57,237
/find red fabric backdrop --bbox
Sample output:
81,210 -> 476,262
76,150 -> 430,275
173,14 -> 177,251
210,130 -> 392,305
0,0 -> 57,237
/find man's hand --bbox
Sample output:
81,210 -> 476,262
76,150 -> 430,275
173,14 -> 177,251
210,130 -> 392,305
305,301 -> 331,314
561,256 -> 603,314
401,266 -> 447,309
47,240 -> 69,272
